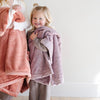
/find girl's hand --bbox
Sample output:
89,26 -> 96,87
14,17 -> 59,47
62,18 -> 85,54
30,32 -> 38,40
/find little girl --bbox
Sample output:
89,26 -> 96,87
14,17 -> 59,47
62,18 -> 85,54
27,3 -> 64,100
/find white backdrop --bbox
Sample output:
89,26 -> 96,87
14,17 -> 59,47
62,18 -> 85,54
20,0 -> 100,97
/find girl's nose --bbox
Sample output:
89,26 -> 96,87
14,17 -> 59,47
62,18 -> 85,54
36,19 -> 39,22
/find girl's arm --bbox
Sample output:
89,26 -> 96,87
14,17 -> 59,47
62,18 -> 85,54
12,5 -> 30,31
0,5 -> 25,37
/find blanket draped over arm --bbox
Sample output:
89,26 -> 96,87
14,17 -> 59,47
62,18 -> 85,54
0,7 -> 31,97
28,26 -> 64,86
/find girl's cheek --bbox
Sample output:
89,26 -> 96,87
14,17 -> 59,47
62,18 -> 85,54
32,21 -> 34,25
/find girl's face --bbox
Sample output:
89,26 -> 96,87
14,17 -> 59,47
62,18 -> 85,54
32,11 -> 47,29
7,0 -> 14,6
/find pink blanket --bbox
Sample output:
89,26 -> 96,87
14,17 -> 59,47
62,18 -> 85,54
0,7 -> 31,96
28,26 -> 64,85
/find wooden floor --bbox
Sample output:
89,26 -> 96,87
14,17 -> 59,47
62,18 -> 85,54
12,96 -> 100,100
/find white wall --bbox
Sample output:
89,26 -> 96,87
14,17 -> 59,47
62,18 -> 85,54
21,0 -> 100,97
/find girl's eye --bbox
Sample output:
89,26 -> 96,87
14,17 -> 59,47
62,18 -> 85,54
33,17 -> 37,20
39,18 -> 42,20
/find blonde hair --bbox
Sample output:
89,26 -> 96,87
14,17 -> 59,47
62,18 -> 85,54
30,3 -> 52,30
0,0 -> 13,6
0,0 -> 6,5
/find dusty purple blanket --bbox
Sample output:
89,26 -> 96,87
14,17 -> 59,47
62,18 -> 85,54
27,26 -> 64,85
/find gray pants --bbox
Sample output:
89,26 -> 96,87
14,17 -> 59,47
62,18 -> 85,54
29,80 -> 50,100
0,92 -> 12,100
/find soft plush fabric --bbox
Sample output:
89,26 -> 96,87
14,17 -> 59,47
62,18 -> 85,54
0,7 -> 9,36
0,7 -> 31,96
27,26 -> 64,86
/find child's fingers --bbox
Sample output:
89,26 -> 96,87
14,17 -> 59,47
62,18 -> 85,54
32,33 -> 37,37
30,33 -> 37,40
35,32 -> 38,35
